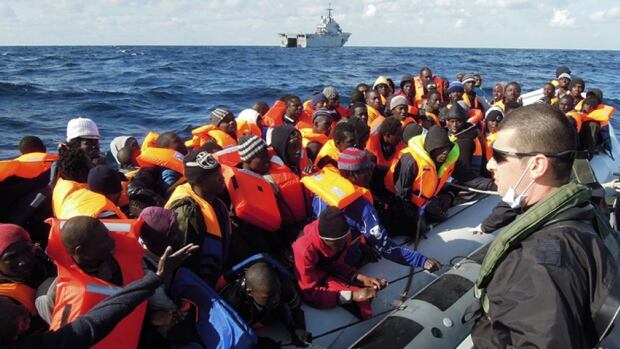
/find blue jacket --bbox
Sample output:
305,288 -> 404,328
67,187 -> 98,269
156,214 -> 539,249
312,196 -> 427,268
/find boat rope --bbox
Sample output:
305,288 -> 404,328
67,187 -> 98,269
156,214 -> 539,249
446,183 -> 499,196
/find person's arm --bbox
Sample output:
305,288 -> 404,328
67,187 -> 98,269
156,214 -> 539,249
159,169 -> 181,191
347,198 -> 427,268
293,242 -> 345,308
393,154 -> 420,224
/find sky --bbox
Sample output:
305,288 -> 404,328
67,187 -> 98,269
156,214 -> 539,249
1,0 -> 619,50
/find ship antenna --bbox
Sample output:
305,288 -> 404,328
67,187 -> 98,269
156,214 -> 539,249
327,4 -> 333,19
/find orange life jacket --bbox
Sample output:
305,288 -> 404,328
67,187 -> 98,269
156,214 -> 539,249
52,178 -> 87,217
366,118 -> 406,168
295,110 -> 313,130
300,128 -> 329,149
462,92 -> 481,110
0,283 -> 37,315
221,165 -> 282,232
136,147 -> 185,175
385,135 -> 460,207
166,183 -> 225,238
263,100 -> 287,127
188,125 -> 237,150
301,167 -> 373,209
425,111 -> 441,126
0,152 -> 58,182
46,218 -> 146,349
467,109 -> 484,126
265,156 -> 308,225
566,111 -> 585,132
237,120 -> 262,139
336,105 -> 351,118
141,132 -> 159,152
53,178 -> 127,219
314,139 -> 340,169
414,76 -> 444,105
407,104 -> 419,117
584,104 -> 616,127
366,105 -> 383,126
118,169 -> 138,208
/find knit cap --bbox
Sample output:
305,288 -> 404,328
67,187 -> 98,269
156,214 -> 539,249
238,135 -> 268,162
66,117 -> 100,142
139,207 -> 179,256
87,165 -> 122,195
311,92 -> 328,106
373,76 -> 390,89
485,106 -> 505,122
461,74 -> 475,84
400,74 -> 415,88
338,147 -> 372,171
237,109 -> 261,125
390,95 -> 408,110
322,86 -> 339,99
184,150 -> 221,183
0,224 -> 31,255
557,73 -> 571,81
424,126 -> 452,153
403,123 -> 424,143
556,66 -> 571,78
318,206 -> 350,240
447,81 -> 465,94
312,108 -> 338,123
210,108 -> 233,126
586,88 -> 603,104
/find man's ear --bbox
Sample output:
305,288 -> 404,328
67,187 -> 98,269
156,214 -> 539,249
529,155 -> 550,180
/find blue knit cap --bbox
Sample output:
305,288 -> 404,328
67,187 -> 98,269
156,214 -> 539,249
447,81 -> 465,94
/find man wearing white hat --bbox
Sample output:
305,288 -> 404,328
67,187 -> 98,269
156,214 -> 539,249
65,117 -> 101,163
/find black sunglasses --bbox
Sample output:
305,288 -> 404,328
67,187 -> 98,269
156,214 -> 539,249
491,146 -> 575,164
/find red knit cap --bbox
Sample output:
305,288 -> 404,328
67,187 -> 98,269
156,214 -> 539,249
337,147 -> 371,171
0,224 -> 31,256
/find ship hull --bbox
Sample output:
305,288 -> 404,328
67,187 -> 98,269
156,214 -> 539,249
279,33 -> 351,48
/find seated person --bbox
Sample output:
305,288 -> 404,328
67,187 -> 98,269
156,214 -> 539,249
109,136 -> 140,170
86,165 -> 126,218
165,151 -> 232,287
292,206 -> 387,319
300,109 -> 336,162
537,83 -> 557,105
220,261 -> 311,347
315,122 -> 357,169
366,116 -> 405,169
419,91 -> 443,128
351,102 -> 369,124
19,136 -> 46,154
309,148 -> 442,271
0,224 -> 55,336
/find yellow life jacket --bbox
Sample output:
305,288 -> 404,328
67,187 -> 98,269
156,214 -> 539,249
585,105 -> 616,127
301,167 -> 372,209
0,152 -> 58,182
141,132 -> 159,152
385,135 -> 460,207
366,105 -> 383,126
165,183 -> 224,238
314,139 -> 340,169
300,128 -> 329,149
53,178 -> 127,219
566,111 -> 585,132
492,100 -> 505,111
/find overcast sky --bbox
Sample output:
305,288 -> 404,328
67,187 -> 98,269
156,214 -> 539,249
1,0 -> 618,50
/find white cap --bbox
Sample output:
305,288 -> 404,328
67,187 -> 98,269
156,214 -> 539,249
66,117 -> 100,142
557,73 -> 571,80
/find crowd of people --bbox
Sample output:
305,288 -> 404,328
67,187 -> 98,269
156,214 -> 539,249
0,64 -> 617,348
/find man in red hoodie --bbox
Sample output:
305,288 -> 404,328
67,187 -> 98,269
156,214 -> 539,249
292,206 -> 387,319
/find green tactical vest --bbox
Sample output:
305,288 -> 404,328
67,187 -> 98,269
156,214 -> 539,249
474,182 -> 619,313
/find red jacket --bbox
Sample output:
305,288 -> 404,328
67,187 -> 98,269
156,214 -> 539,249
292,220 -> 357,308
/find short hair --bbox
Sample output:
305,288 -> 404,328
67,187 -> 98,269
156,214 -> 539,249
427,91 -> 441,100
560,94 -> 574,105
420,67 -> 432,76
347,117 -> 370,141
58,146 -> 91,183
245,262 -> 280,293
19,136 -> 46,154
499,104 -> 577,183
156,132 -> 180,149
350,91 -> 365,105
506,81 -> 522,94
285,95 -> 301,106
333,121 -> 356,143
379,117 -> 402,136
61,216 -> 106,252
351,102 -> 367,110
544,82 -> 555,89
355,83 -> 369,90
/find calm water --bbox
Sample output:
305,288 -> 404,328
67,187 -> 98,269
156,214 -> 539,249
1,46 -> 619,158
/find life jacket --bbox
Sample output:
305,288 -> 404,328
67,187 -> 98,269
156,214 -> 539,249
141,132 -> 159,152
46,218 -> 146,349
237,120 -> 262,139
265,156 -> 308,225
0,152 -> 58,182
300,128 -> 329,149
567,111 -> 585,132
366,105 -> 383,126
52,178 -> 87,217
575,99 -> 585,113
425,111 -> 442,127
585,105 -> 616,127
336,105 -> 351,118
484,132 -> 497,161
136,147 -> 185,175
296,110 -> 313,130
166,183 -> 228,242
474,182 -> 620,342
492,100 -> 505,111
467,109 -> 484,126
262,100 -> 287,127
118,169 -> 138,208
449,133 -> 483,171
221,165 -> 282,232
314,139 -> 340,169
53,178 -> 127,219
213,145 -> 242,167
414,76 -> 444,105
407,104 -> 419,118
171,268 -> 257,349
189,125 -> 238,150
0,283 -> 37,315
462,92 -> 481,110
301,167 -> 373,209
384,135 -> 459,207
366,118 -> 406,168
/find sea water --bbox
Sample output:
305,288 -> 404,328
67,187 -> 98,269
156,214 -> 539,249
1,46 -> 619,158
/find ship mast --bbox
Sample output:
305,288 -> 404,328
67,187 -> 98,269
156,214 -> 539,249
327,3 -> 333,20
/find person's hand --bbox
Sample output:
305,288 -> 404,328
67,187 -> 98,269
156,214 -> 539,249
301,164 -> 319,176
352,287 -> 377,302
423,257 -> 442,272
356,274 -> 387,290
156,244 -> 199,278
291,328 -> 312,347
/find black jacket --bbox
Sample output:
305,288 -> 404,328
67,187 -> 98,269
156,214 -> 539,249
472,205 -> 615,348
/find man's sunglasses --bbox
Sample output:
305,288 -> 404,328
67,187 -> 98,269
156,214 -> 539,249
491,146 -> 576,164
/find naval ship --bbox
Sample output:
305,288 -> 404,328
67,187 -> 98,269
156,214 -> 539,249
279,7 -> 351,48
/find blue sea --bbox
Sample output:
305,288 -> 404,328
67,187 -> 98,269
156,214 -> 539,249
1,46 -> 619,158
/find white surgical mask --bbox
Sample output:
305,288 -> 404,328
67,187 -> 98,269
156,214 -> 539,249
502,160 -> 536,209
